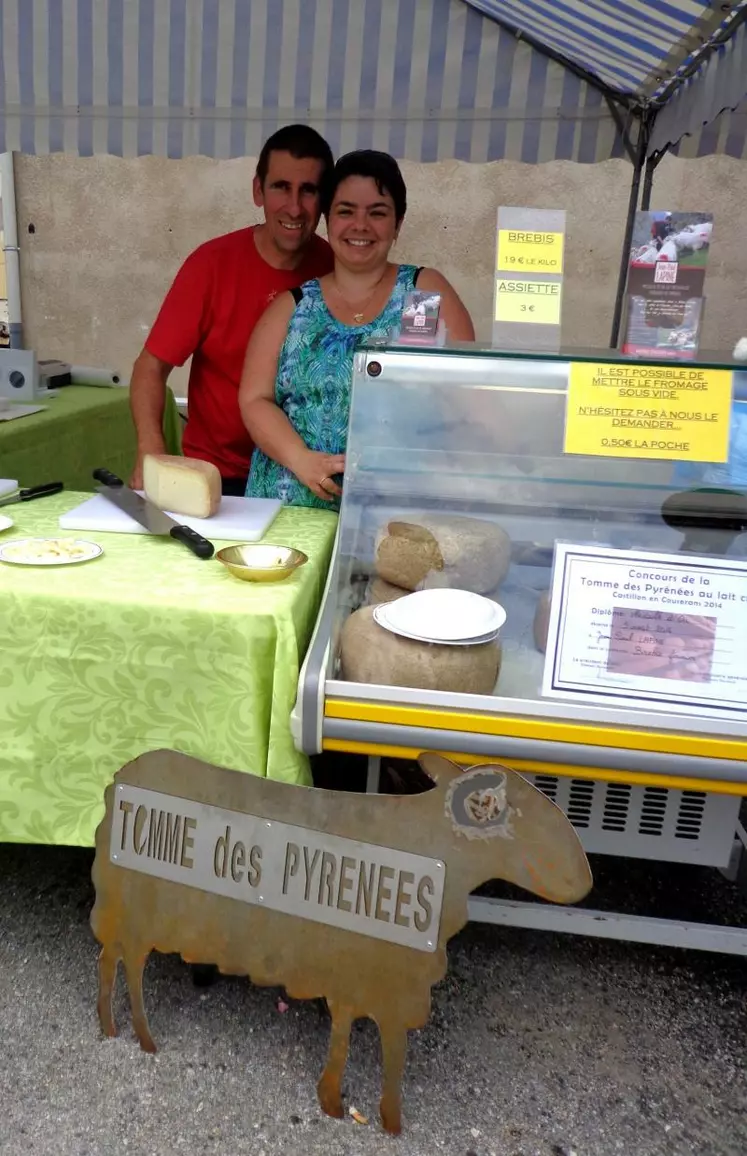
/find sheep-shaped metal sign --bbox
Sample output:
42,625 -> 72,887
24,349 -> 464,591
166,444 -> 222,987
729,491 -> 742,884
91,749 -> 592,1133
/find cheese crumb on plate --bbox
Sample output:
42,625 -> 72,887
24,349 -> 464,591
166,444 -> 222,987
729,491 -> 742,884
0,537 -> 103,566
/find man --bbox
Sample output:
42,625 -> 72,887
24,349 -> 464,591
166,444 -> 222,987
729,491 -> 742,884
650,211 -> 672,250
129,124 -> 335,492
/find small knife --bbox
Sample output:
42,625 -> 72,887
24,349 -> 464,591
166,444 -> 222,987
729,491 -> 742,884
92,468 -> 215,559
0,481 -> 64,508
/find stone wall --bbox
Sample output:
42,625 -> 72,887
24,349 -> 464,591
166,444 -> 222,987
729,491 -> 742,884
14,150 -> 747,392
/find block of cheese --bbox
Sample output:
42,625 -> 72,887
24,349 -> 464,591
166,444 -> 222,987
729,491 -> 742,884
375,515 -> 511,595
340,606 -> 501,694
367,576 -> 410,605
143,454 -> 222,518
533,590 -> 551,653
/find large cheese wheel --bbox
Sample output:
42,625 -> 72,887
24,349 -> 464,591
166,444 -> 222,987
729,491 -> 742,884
375,515 -> 511,594
143,454 -> 222,518
367,576 -> 410,605
533,590 -> 551,653
340,606 -> 501,694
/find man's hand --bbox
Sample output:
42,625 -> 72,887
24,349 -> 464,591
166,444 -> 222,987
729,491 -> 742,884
129,440 -> 166,490
292,450 -> 346,502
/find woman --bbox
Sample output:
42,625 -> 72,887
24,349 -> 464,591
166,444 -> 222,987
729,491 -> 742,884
239,150 -> 475,509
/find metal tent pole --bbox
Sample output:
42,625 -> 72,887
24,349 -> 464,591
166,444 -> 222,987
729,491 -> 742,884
609,113 -> 652,349
641,149 -> 666,211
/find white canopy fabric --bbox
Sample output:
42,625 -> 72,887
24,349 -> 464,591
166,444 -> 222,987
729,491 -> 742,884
0,0 -> 632,163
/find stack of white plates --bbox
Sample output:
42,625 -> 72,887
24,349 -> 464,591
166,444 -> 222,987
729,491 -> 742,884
373,588 -> 506,646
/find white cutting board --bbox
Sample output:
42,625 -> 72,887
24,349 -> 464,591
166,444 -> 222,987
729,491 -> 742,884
59,493 -> 283,542
0,479 -> 18,497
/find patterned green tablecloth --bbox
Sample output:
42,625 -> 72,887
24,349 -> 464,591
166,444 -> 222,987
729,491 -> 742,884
0,386 -> 181,490
0,492 -> 338,846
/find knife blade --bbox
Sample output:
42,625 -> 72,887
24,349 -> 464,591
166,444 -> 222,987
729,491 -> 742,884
0,480 -> 64,508
92,468 -> 215,559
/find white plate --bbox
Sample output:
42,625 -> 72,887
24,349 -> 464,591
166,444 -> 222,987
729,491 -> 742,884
373,604 -> 501,647
0,537 -> 103,566
380,588 -> 506,642
0,515 -> 13,533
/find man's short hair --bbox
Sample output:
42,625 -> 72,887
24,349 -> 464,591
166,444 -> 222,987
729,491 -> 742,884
256,124 -> 334,187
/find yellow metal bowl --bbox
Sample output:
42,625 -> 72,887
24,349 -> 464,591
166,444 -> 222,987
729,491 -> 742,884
216,543 -> 308,583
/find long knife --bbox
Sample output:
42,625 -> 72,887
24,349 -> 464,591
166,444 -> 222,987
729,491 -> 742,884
92,468 -> 215,559
0,481 -> 64,507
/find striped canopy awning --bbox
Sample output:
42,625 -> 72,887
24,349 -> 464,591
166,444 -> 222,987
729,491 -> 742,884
650,19 -> 747,157
464,0 -> 747,99
0,0 -> 746,164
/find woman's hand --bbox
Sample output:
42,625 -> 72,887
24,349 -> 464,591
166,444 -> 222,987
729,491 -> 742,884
291,450 -> 346,502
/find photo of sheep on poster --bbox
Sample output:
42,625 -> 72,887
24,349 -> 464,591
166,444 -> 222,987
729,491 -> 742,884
629,211 -> 713,270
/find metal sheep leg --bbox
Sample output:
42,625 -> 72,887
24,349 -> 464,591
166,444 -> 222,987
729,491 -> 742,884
317,1002 -> 354,1119
123,949 -> 157,1054
378,1017 -> 408,1135
96,943 -> 120,1039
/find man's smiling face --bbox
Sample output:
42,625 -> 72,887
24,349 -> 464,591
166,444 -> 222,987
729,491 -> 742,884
253,150 -> 325,260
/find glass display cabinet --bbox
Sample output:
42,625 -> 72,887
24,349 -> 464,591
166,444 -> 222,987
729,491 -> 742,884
292,343 -> 747,955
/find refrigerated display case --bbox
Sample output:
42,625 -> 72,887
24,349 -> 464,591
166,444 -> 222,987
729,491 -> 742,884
292,343 -> 747,954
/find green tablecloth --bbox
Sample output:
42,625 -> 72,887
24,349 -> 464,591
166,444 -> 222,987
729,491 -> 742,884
0,492 -> 338,846
0,386 -> 181,490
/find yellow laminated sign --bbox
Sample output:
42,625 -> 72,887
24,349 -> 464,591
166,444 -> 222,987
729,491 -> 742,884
496,229 -> 564,274
494,279 -> 562,326
563,361 -> 733,462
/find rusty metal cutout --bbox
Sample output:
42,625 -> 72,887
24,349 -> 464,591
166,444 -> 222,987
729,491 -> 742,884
91,749 -> 592,1134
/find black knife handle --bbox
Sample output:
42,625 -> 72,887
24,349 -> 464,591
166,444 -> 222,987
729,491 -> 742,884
19,481 -> 64,501
93,468 -> 124,488
170,524 -> 215,559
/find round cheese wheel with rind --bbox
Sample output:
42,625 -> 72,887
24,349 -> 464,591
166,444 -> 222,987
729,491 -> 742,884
367,576 -> 410,604
375,515 -> 511,594
340,606 -> 502,694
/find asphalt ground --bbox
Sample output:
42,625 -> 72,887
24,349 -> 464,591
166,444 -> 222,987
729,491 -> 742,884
1,838 -> 746,1156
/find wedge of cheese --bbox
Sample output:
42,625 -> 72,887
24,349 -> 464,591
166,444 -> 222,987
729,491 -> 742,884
143,454 -> 222,518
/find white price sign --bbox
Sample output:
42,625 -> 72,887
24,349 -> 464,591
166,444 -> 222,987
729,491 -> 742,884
542,543 -> 747,718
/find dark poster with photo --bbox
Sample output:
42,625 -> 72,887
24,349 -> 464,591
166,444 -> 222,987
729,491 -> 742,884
622,212 -> 712,356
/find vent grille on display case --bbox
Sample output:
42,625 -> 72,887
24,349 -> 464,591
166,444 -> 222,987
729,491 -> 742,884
529,774 -> 738,868
639,786 -> 668,836
567,779 -> 594,828
675,790 -> 708,840
602,783 -> 631,832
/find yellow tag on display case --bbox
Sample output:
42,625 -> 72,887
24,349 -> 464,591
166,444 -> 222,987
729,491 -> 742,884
494,279 -> 562,326
496,229 -> 564,274
563,361 -> 733,462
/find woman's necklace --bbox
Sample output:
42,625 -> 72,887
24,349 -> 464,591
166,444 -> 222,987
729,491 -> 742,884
330,268 -> 391,323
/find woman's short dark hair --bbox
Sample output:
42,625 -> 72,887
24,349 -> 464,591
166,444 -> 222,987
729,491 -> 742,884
321,151 -> 407,224
255,124 -> 334,187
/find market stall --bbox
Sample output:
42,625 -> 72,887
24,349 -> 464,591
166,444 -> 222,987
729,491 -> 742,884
0,386 -> 182,492
1,0 -> 746,918
292,342 -> 747,955
3,1 -> 747,354
0,490 -> 337,845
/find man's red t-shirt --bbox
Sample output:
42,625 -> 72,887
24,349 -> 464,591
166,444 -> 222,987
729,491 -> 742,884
146,226 -> 334,480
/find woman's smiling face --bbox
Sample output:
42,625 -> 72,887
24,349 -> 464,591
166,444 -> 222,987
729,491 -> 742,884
327,175 -> 400,270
